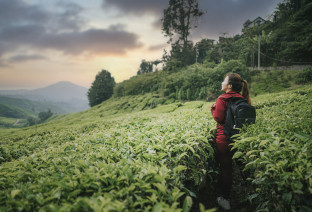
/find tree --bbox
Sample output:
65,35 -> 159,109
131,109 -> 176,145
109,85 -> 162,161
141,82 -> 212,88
165,40 -> 196,70
88,70 -> 116,107
152,59 -> 162,72
38,109 -> 53,122
137,60 -> 153,75
162,0 -> 204,47
27,117 -> 38,126
195,38 -> 215,63
161,0 -> 204,69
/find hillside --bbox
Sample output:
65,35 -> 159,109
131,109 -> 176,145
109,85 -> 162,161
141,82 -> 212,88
0,95 -> 83,128
112,60 -> 311,104
0,83 -> 311,211
0,95 -> 73,115
0,81 -> 89,113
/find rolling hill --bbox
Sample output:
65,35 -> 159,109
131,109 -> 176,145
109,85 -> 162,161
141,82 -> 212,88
0,83 -> 311,211
0,81 -> 89,113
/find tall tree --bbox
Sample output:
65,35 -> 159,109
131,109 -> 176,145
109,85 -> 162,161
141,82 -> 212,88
161,0 -> 204,70
195,38 -> 215,63
88,70 -> 115,107
162,0 -> 204,47
137,59 -> 153,75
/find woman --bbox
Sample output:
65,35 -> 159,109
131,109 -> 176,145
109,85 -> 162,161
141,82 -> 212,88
210,73 -> 251,210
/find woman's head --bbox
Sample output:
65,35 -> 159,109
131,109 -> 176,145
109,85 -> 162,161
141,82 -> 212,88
223,73 -> 251,105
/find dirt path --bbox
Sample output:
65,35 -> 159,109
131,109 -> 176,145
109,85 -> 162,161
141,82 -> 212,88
13,119 -> 20,126
192,162 -> 254,212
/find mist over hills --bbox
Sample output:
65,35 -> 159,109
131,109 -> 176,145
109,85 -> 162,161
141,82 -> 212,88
0,81 -> 89,113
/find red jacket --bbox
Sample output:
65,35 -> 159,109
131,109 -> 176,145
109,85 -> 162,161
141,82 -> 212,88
211,91 -> 244,143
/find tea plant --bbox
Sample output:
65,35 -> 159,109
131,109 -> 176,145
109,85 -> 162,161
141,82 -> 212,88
233,85 -> 312,211
1,84 -> 312,211
0,101 -> 217,211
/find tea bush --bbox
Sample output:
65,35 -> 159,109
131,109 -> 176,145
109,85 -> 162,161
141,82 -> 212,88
0,101 -> 217,211
233,85 -> 312,211
1,84 -> 312,211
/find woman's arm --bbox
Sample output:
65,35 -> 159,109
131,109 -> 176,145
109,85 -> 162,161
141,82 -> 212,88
212,97 -> 226,124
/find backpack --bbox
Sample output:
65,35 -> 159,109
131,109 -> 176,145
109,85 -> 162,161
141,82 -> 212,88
223,97 -> 256,142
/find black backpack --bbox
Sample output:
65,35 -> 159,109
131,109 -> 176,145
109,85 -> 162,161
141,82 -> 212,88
223,97 -> 256,142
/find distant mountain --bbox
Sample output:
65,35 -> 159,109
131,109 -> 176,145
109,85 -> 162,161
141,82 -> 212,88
0,81 -> 89,113
31,81 -> 88,102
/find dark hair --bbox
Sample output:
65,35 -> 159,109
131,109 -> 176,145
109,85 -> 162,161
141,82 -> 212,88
225,73 -> 251,105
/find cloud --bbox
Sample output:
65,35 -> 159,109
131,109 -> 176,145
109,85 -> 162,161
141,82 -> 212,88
43,28 -> 143,55
0,0 -> 143,64
0,60 -> 7,67
0,0 -> 49,29
52,1 -> 86,32
102,0 -> 282,40
102,0 -> 168,16
8,54 -> 47,63
192,0 -> 282,39
0,25 -> 142,56
148,44 -> 168,51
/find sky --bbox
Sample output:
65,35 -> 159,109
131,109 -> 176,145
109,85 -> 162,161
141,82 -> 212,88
0,0 -> 282,90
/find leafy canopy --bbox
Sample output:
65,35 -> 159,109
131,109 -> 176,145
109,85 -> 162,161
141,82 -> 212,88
162,0 -> 203,46
88,70 -> 116,107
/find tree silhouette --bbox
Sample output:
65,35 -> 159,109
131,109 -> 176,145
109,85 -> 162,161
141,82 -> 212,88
88,70 -> 116,107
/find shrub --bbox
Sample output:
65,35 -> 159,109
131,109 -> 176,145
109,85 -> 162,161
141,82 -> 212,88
296,67 -> 312,84
38,110 -> 53,122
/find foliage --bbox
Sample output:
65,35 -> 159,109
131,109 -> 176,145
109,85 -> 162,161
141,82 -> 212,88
295,66 -> 312,84
248,0 -> 312,66
249,69 -> 294,96
88,70 -> 116,107
195,39 -> 215,63
0,99 -> 217,211
0,103 -> 26,119
164,41 -> 197,70
184,0 -> 312,68
114,60 -> 250,101
267,0 -> 312,64
232,85 -> 312,211
161,0 -> 203,46
161,0 -> 204,70
114,71 -> 164,97
38,110 -> 53,122
137,59 -> 153,75
0,95 -> 76,115
0,117 -> 20,128
1,82 -> 312,211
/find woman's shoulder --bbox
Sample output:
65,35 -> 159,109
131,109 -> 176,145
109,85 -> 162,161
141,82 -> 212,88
218,92 -> 244,101
218,92 -> 233,100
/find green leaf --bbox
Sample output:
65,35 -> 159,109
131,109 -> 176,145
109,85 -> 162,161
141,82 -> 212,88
186,145 -> 195,154
177,152 -> 188,161
172,187 -> 184,202
183,196 -> 193,212
11,189 -> 21,198
153,183 -> 167,194
246,150 -> 257,156
282,192 -> 292,204
199,203 -> 216,212
173,165 -> 187,173
259,140 -> 269,146
152,203 -> 163,212
233,151 -> 243,159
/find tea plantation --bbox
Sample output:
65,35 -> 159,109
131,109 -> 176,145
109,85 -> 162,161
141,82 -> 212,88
0,84 -> 311,211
